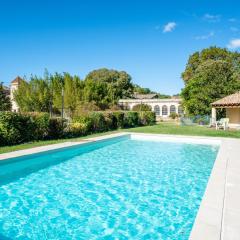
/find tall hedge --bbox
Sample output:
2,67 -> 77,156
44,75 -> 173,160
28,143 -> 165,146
0,111 -> 156,146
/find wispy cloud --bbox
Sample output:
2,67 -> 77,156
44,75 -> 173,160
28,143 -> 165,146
230,27 -> 239,32
228,18 -> 237,22
195,31 -> 215,40
227,39 -> 240,49
203,14 -> 221,22
163,22 -> 177,33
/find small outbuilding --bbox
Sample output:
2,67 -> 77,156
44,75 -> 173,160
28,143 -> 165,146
211,91 -> 240,129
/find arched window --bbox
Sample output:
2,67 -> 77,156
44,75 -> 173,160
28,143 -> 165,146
162,105 -> 168,116
170,105 -> 176,113
154,105 -> 160,116
178,106 -> 183,115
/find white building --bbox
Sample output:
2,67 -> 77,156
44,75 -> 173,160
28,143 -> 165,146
10,76 -> 23,112
119,94 -> 183,118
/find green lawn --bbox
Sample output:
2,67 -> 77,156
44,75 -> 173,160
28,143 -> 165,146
126,122 -> 240,138
1,122 -> 240,154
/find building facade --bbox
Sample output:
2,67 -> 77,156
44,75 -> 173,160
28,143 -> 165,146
119,97 -> 183,118
211,91 -> 240,129
10,76 -> 23,112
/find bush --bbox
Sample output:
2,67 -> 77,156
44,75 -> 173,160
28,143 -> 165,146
48,118 -> 66,139
30,112 -> 50,140
124,111 -> 139,128
89,112 -> 107,132
169,112 -> 179,120
68,122 -> 88,137
139,111 -> 156,125
112,112 -> 125,128
102,112 -> 118,130
0,110 -> 156,146
132,104 -> 152,111
0,112 -> 35,146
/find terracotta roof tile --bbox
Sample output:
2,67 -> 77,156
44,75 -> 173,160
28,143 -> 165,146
212,91 -> 240,107
11,76 -> 23,84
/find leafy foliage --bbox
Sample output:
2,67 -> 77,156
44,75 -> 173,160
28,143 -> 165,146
0,83 -> 11,111
132,104 -> 152,111
169,112 -> 179,119
0,111 -> 156,146
133,84 -> 153,94
14,68 -> 134,114
181,47 -> 240,115
138,111 -> 156,125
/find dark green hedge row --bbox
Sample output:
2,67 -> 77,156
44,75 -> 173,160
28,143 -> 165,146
0,111 -> 155,146
0,112 -> 64,146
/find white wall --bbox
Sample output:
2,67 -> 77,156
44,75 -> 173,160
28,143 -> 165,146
10,83 -> 19,112
119,99 -> 183,117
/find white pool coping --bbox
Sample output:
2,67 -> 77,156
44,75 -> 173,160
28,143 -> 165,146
0,132 -> 240,239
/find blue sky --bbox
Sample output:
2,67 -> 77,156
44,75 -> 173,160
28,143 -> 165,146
1,0 -> 240,94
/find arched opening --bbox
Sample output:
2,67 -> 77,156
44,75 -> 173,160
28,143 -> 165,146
154,105 -> 160,116
162,105 -> 168,116
178,106 -> 184,116
170,105 -> 176,113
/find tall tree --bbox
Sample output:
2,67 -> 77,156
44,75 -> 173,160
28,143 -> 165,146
85,68 -> 133,105
14,76 -> 51,112
0,83 -> 11,111
181,47 -> 240,115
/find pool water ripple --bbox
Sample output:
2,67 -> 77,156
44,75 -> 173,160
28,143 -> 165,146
0,138 -> 218,239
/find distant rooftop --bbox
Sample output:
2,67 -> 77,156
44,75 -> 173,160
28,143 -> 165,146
133,93 -> 158,99
11,76 -> 23,85
212,91 -> 240,107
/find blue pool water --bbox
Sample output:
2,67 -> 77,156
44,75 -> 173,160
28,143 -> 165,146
0,136 -> 218,240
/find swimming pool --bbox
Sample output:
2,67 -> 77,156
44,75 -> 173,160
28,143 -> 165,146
0,134 -> 219,239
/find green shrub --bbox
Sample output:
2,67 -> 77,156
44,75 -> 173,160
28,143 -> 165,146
132,104 -> 152,111
124,111 -> 139,128
30,112 -> 50,140
68,122 -> 88,137
48,118 -> 66,139
0,112 -> 35,146
0,110 -> 156,146
139,111 -> 156,125
103,112 -> 118,130
112,112 -> 125,128
73,115 -> 93,133
169,112 -> 179,120
89,112 -> 106,132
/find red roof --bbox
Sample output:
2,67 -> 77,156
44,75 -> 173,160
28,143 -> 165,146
212,91 -> 240,107
11,76 -> 23,84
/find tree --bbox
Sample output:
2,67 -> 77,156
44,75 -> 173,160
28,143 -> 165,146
133,84 -> 152,94
85,68 -> 134,105
132,104 -> 152,111
0,83 -> 11,111
14,76 -> 51,112
63,73 -> 82,116
181,47 -> 240,115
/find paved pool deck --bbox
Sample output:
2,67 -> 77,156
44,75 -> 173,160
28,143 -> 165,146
0,132 -> 240,240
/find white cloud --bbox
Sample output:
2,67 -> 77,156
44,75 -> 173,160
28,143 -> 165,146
195,31 -> 215,40
229,18 -> 237,22
227,39 -> 240,49
163,22 -> 177,33
203,14 -> 221,22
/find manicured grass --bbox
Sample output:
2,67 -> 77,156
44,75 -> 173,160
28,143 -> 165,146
126,122 -> 240,138
1,122 -> 240,154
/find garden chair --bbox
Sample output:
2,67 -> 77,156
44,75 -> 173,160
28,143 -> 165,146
216,118 -> 229,131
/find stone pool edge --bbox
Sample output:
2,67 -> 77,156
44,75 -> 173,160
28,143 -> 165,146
0,132 -> 240,239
